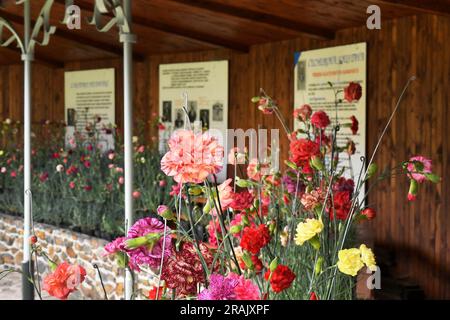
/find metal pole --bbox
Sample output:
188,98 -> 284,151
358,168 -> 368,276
22,0 -> 34,300
121,0 -> 136,300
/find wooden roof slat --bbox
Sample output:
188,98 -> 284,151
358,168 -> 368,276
168,0 -> 335,40
376,0 -> 450,16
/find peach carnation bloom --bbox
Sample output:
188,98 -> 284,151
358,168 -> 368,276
161,130 -> 224,183
211,178 -> 234,215
301,188 -> 325,211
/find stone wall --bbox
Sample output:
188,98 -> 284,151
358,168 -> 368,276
0,213 -> 156,300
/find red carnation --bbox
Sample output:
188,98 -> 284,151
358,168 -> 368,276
230,191 -> 254,211
344,82 -> 362,102
329,190 -> 352,220
350,115 -> 359,135
311,111 -> 330,129
289,138 -> 320,172
238,254 -> 263,274
264,264 -> 296,293
161,242 -> 216,296
361,207 -> 376,220
240,224 -> 271,255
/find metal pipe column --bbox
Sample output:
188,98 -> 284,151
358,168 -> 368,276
22,0 -> 34,300
121,0 -> 136,300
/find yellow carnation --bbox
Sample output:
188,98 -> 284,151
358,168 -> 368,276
359,244 -> 377,271
294,218 -> 323,246
337,248 -> 364,276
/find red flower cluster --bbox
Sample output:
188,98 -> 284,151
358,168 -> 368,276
289,138 -> 320,173
240,224 -> 271,255
311,111 -> 331,129
230,191 -> 254,211
264,264 -> 296,293
344,82 -> 362,102
239,254 -> 263,274
161,242 -> 216,296
43,262 -> 86,300
329,190 -> 352,220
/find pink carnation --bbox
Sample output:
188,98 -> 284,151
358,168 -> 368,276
407,156 -> 432,183
211,178 -> 234,215
228,273 -> 261,300
161,130 -> 224,184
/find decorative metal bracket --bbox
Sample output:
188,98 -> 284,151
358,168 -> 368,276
88,0 -> 132,36
0,0 -> 56,58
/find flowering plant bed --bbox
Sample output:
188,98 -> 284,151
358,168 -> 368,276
1,80 -> 439,300
0,118 -> 173,238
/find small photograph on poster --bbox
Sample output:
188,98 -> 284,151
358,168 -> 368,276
67,108 -> 77,126
174,109 -> 185,129
212,102 -> 224,122
162,101 -> 172,122
200,109 -> 210,130
187,101 -> 197,122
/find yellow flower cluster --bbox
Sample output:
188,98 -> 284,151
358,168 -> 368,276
337,244 -> 377,276
294,218 -> 323,246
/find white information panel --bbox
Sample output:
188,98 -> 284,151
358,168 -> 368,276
294,43 -> 366,202
64,68 -> 115,151
159,60 -> 229,182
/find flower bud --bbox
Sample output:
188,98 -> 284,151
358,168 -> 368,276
285,160 -> 298,171
251,96 -> 261,103
241,214 -> 250,226
310,156 -> 324,171
235,178 -> 251,188
203,200 -> 211,214
424,173 -> 440,184
361,207 -> 376,220
230,225 -> 242,234
269,257 -> 278,272
366,163 -> 378,179
314,256 -> 324,275
157,205 -> 175,220
241,251 -> 254,270
29,235 -> 37,245
408,179 -> 418,201
188,186 -> 203,196
309,235 -> 320,250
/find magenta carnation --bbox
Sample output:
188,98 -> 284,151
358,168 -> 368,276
126,217 -> 172,269
198,273 -> 238,300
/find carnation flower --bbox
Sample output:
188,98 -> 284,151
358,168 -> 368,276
161,129 -> 224,184
198,273 -> 238,300
344,82 -> 362,102
293,104 -> 312,121
247,158 -> 262,181
211,178 -> 234,215
126,217 -> 172,269
406,156 -> 432,183
361,207 -> 376,220
207,217 -> 222,246
333,177 -> 355,194
300,188 -> 325,211
161,242 -> 216,296
104,237 -> 126,255
240,224 -> 271,255
228,273 -> 261,300
230,191 -> 254,211
328,190 -> 352,220
43,262 -> 86,300
337,248 -> 364,276
289,138 -> 320,173
294,218 -> 323,246
264,264 -> 296,293
311,111 -> 331,129
359,244 -> 377,271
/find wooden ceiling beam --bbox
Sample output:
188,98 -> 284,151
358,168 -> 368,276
376,0 -> 450,16
1,46 -> 64,68
169,0 -> 335,40
63,0 -> 248,52
0,8 -> 146,62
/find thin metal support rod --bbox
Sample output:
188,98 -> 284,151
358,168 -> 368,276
121,0 -> 136,301
22,0 -> 34,301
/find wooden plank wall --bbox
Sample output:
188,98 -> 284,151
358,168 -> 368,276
0,14 -> 448,298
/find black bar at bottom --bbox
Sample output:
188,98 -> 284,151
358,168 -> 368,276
22,261 -> 34,300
